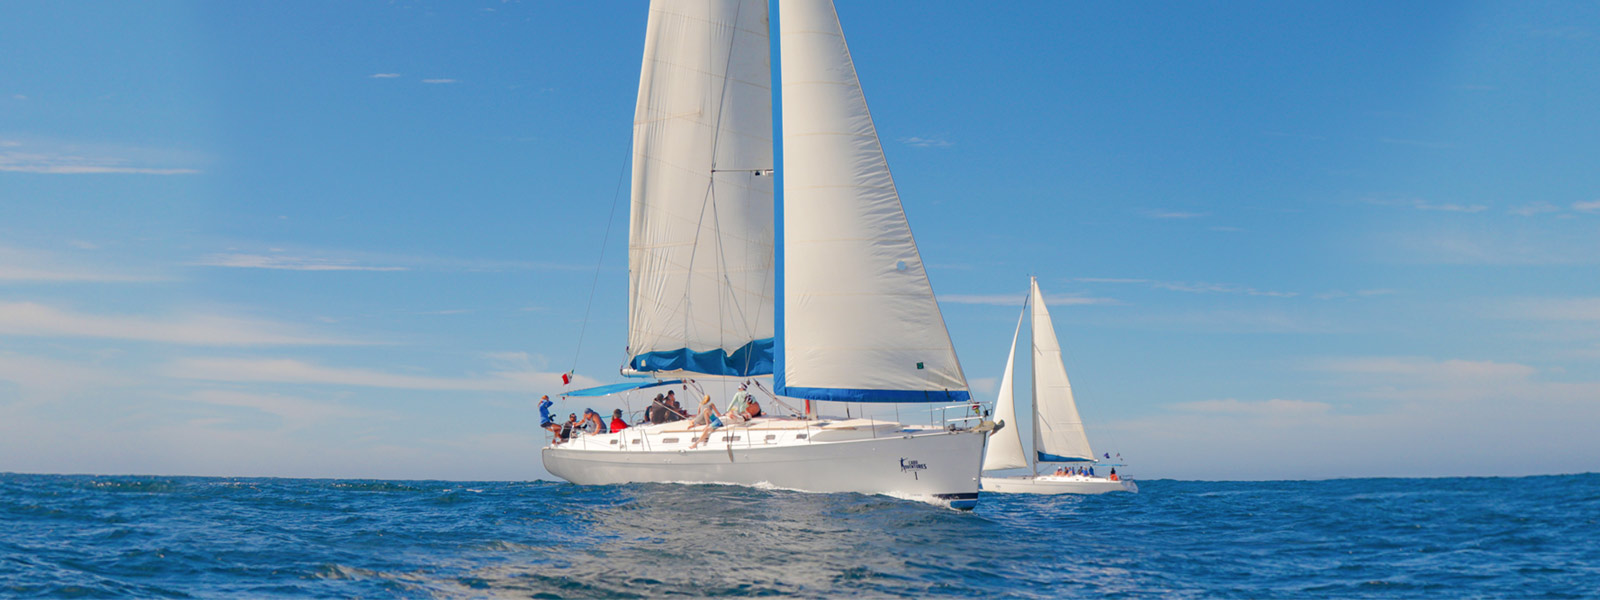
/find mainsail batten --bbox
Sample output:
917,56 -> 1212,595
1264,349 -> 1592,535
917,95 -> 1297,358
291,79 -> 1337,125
775,0 -> 969,402
627,0 -> 776,377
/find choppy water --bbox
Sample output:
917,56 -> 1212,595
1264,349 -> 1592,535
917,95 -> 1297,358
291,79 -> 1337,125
2,472 -> 1597,598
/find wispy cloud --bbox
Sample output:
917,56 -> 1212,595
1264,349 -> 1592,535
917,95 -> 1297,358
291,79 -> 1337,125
421,78 -> 459,84
0,245 -> 165,282
1076,277 -> 1297,298
1574,200 -> 1600,213
1365,197 -> 1488,213
165,356 -> 596,393
1378,137 -> 1457,150
1312,356 -> 1537,382
1497,297 -> 1600,322
0,139 -> 201,175
1141,209 -> 1208,220
195,253 -> 408,272
940,293 -> 1116,306
186,389 -> 380,424
1509,202 -> 1563,216
0,302 -> 363,346
900,136 -> 952,148
369,73 -> 401,79
1171,398 -> 1331,416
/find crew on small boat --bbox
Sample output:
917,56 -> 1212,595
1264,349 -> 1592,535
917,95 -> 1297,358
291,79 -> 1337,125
610,408 -> 629,432
1109,468 -> 1119,481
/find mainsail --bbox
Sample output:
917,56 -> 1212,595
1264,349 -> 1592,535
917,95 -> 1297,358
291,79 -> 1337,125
1030,278 -> 1095,462
981,302 -> 1029,471
627,0 -> 776,377
775,0 -> 969,402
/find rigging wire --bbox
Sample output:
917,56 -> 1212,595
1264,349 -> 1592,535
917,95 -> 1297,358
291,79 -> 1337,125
569,143 -> 631,378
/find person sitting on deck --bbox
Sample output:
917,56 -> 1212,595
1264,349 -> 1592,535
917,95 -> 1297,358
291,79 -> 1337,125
610,408 -> 629,432
687,395 -> 724,449
538,395 -> 562,439
1109,468 -> 1119,481
560,413 -> 577,441
665,390 -> 686,422
645,394 -> 667,424
579,408 -> 608,434
725,385 -> 753,424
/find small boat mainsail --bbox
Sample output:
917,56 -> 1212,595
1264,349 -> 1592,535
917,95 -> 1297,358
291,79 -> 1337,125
980,277 -> 1138,494
541,0 -> 990,509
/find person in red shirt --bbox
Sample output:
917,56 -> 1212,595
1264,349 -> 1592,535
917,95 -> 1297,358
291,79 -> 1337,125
610,408 -> 629,432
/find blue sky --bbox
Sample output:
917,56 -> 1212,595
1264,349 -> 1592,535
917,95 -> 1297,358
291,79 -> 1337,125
3,1 -> 1597,481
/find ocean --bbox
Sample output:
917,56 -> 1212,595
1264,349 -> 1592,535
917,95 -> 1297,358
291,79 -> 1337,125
2,472 -> 1596,598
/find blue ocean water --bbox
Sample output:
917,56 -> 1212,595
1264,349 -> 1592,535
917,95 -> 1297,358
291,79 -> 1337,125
2,473 -> 1597,598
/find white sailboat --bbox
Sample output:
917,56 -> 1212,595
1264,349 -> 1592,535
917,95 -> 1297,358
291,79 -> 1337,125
980,278 -> 1138,494
541,0 -> 989,510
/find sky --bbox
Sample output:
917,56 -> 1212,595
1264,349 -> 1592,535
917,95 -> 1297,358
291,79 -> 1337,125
2,1 -> 1598,482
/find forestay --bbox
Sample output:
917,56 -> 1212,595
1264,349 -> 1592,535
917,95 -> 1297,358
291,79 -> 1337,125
627,0 -> 776,377
1030,278 -> 1095,462
776,0 -> 969,402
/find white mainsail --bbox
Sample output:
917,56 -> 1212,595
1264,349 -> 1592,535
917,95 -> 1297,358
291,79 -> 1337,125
1030,277 -> 1095,462
627,0 -> 776,377
776,0 -> 968,402
981,303 -> 1029,471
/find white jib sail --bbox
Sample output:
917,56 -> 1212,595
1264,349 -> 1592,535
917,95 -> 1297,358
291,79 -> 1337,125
982,302 -> 1029,471
1030,278 -> 1095,462
777,0 -> 968,400
628,0 -> 776,376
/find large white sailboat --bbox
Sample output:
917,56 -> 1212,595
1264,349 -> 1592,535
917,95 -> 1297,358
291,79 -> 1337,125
541,0 -> 989,509
980,278 -> 1138,494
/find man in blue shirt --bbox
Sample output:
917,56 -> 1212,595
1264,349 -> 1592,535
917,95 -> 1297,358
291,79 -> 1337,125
539,395 -> 562,439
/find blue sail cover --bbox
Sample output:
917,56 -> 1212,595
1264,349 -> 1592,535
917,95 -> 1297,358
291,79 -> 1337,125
629,338 -> 773,377
1037,452 -> 1094,463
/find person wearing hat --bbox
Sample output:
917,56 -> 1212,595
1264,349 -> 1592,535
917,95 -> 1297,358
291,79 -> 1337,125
610,408 -> 629,432
579,408 -> 608,435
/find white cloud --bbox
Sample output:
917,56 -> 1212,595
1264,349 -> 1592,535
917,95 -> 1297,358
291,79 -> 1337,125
369,73 -> 401,78
185,389 -> 380,424
0,246 -> 165,282
194,253 -> 408,272
900,136 -> 952,148
0,139 -> 201,175
1142,209 -> 1208,219
1076,277 -> 1297,298
0,353 -> 135,399
0,302 -> 362,346
422,78 -> 459,84
1573,200 -> 1600,213
1378,137 -> 1457,150
1499,297 -> 1600,322
1365,197 -> 1488,213
940,293 -> 1115,306
164,356 -> 599,393
1170,398 -> 1332,416
1509,202 -> 1562,216
1312,356 -> 1537,382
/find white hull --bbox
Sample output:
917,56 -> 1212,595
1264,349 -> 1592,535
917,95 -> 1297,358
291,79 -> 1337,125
542,417 -> 984,509
981,475 -> 1138,495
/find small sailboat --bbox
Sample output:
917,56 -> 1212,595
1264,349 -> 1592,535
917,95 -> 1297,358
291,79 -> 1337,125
541,0 -> 990,509
980,278 -> 1137,494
